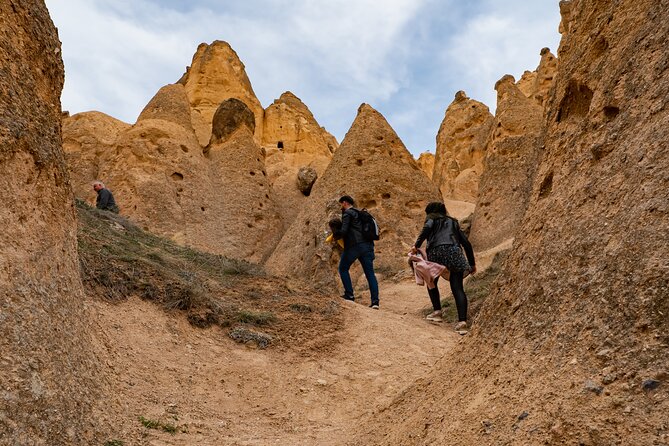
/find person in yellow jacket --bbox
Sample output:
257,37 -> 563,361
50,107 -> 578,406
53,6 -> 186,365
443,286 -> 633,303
326,218 -> 345,248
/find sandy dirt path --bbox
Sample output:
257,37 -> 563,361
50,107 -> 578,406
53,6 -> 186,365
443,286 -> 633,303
93,279 -> 462,445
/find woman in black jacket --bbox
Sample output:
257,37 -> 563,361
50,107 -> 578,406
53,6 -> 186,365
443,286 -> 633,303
411,202 -> 476,330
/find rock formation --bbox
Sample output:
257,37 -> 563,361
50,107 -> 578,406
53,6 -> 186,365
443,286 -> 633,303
432,91 -> 494,203
355,0 -> 669,444
266,104 -> 441,292
0,1 -> 102,442
263,91 -> 337,163
415,151 -> 435,179
469,74 -> 544,250
64,43 -> 340,261
262,91 -> 338,222
204,98 -> 283,262
296,166 -> 318,195
62,111 -> 130,200
65,85 -> 282,263
516,47 -> 559,108
99,83 -> 207,243
178,40 -> 264,146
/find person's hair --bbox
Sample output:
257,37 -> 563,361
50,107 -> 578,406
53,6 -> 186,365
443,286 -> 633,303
92,180 -> 105,188
424,201 -> 447,215
328,218 -> 342,231
339,195 -> 355,206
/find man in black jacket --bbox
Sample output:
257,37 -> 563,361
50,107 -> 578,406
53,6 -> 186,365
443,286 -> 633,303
93,181 -> 119,213
334,195 -> 379,309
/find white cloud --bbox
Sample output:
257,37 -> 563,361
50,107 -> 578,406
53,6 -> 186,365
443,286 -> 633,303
45,0 -> 561,155
442,0 -> 562,112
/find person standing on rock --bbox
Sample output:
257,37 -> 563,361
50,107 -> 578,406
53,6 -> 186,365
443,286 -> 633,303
334,195 -> 380,309
411,202 -> 475,331
93,181 -> 119,213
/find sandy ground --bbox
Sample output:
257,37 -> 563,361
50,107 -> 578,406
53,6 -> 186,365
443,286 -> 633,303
92,279 -> 464,445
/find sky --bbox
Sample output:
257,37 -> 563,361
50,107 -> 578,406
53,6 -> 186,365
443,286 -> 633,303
45,0 -> 562,157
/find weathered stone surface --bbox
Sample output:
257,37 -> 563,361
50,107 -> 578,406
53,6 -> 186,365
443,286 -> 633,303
263,91 -> 337,223
179,40 -> 264,145
415,151 -> 435,179
355,1 -> 669,444
296,166 -> 318,196
62,111 -> 130,200
65,90 -> 282,264
432,91 -> 494,203
469,74 -> 544,250
137,83 -> 194,132
517,48 -> 559,108
263,91 -> 337,162
266,104 -> 441,292
204,100 -> 283,262
0,1 -> 102,443
210,97 -> 256,145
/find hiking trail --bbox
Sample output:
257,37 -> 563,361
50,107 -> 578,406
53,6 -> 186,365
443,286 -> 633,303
92,279 -> 462,445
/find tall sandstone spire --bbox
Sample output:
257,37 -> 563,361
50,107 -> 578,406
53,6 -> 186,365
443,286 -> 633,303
432,91 -> 494,203
0,1 -> 103,443
469,49 -> 555,251
262,91 -> 338,224
204,98 -> 283,262
266,104 -> 441,291
178,40 -> 265,145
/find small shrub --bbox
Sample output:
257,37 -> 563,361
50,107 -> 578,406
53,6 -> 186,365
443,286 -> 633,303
237,310 -> 276,325
229,326 -> 273,349
104,441 -> 124,446
139,416 -> 161,429
138,416 -> 178,434
289,303 -> 313,313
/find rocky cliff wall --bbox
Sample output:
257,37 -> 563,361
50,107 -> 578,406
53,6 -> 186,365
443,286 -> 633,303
354,1 -> 669,444
0,1 -> 103,443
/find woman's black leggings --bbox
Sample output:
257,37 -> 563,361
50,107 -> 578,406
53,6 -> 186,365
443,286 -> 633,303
427,272 -> 468,322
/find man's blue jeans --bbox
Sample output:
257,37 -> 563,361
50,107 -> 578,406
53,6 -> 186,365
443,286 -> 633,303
338,242 -> 379,305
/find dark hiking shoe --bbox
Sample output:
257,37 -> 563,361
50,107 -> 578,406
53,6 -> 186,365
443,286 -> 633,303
341,294 -> 355,301
369,304 -> 379,310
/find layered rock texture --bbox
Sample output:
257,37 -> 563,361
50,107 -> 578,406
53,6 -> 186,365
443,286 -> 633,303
0,1 -> 102,442
178,40 -> 265,146
262,91 -> 338,222
469,74 -> 544,250
356,1 -> 669,444
266,104 -> 441,291
432,91 -> 494,203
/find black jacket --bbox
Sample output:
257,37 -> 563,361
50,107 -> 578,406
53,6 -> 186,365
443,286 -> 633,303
96,188 -> 119,213
414,217 -> 475,267
336,208 -> 367,248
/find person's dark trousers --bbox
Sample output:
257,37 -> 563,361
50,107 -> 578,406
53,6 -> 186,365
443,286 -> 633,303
433,273 -> 468,322
338,241 -> 379,306
427,286 -> 442,311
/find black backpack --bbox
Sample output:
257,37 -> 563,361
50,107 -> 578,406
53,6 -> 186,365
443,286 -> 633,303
355,208 -> 380,241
